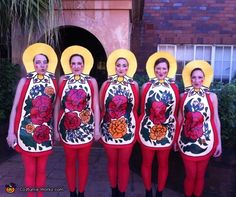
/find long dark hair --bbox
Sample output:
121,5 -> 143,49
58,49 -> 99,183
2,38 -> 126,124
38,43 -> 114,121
69,54 -> 84,64
154,58 -> 169,70
190,67 -> 205,77
33,53 -> 49,63
115,57 -> 129,66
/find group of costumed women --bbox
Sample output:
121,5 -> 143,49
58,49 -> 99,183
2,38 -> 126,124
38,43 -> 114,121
7,43 -> 222,197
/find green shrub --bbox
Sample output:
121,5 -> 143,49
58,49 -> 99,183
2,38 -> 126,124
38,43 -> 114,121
0,60 -> 20,123
216,83 -> 236,148
133,72 -> 149,87
175,78 -> 184,93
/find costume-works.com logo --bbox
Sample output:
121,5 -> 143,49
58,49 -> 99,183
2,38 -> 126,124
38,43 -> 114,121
5,183 -> 16,194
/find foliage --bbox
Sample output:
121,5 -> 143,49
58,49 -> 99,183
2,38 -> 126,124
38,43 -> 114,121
0,0 -> 62,44
133,71 -> 149,88
0,60 -> 20,123
216,83 -> 236,148
175,78 -> 184,93
210,81 -> 224,93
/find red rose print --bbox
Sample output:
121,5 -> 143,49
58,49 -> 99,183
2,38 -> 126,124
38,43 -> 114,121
33,125 -> 50,144
108,95 -> 128,119
64,112 -> 81,130
184,111 -> 204,140
30,95 -> 52,125
65,89 -> 87,111
149,101 -> 167,124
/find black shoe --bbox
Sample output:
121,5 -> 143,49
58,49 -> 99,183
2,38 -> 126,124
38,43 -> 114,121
111,186 -> 119,197
146,188 -> 153,197
70,190 -> 77,197
118,191 -> 125,197
156,190 -> 162,197
78,192 -> 84,197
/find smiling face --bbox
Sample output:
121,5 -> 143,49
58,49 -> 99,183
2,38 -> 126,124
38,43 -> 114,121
33,54 -> 48,75
70,55 -> 84,75
191,68 -> 205,89
115,58 -> 129,77
154,61 -> 169,80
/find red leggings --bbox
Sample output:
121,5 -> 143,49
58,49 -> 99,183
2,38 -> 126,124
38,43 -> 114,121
141,146 -> 170,192
104,146 -> 133,192
182,158 -> 210,197
64,145 -> 91,193
21,153 -> 49,197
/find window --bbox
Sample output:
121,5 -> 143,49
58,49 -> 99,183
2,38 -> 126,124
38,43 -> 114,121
157,44 -> 236,83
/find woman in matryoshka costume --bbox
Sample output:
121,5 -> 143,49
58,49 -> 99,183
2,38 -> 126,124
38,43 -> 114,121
138,51 -> 179,197
6,43 -> 58,197
100,49 -> 139,197
54,45 -> 100,197
177,60 -> 222,197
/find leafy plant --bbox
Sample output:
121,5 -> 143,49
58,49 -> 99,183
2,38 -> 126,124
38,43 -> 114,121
216,83 -> 236,148
133,72 -> 149,87
0,0 -> 62,44
0,60 -> 20,123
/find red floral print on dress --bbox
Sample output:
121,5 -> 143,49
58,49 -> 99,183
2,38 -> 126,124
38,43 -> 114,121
108,95 -> 128,119
33,125 -> 50,144
64,112 -> 81,130
65,89 -> 87,112
30,95 -> 52,125
184,111 -> 204,140
149,101 -> 167,125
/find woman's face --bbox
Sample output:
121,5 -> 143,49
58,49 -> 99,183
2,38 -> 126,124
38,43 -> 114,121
115,58 -> 129,77
191,69 -> 205,89
34,54 -> 48,75
154,62 -> 169,80
70,55 -> 84,75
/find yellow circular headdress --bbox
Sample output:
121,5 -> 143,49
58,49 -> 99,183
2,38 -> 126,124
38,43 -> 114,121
60,45 -> 94,75
146,51 -> 177,79
182,60 -> 213,88
22,43 -> 58,74
106,49 -> 137,78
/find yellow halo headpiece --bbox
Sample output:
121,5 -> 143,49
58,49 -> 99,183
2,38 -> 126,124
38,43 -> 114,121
182,60 -> 213,88
22,43 -> 58,74
60,45 -> 94,75
146,51 -> 177,79
106,49 -> 137,78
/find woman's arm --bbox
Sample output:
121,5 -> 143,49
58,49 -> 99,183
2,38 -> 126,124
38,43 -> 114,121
210,92 -> 222,157
132,80 -> 140,113
91,78 -> 101,141
6,78 -> 26,148
53,76 -> 65,142
139,82 -> 148,115
173,93 -> 184,151
99,80 -> 108,113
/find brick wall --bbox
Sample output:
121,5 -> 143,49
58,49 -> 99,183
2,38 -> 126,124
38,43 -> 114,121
131,0 -> 236,70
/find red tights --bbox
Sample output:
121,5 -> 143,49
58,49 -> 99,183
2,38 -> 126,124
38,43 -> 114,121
21,154 -> 49,197
64,145 -> 91,193
183,158 -> 209,197
104,146 -> 133,192
141,146 -> 170,192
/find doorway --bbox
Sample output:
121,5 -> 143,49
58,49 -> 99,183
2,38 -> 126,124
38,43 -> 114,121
41,25 -> 107,87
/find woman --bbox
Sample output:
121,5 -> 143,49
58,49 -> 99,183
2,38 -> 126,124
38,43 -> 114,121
177,60 -> 222,197
54,45 -> 100,197
139,52 -> 179,197
6,43 -> 58,197
100,49 -> 139,197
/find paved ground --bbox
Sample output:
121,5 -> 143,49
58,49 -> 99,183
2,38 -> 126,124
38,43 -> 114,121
0,142 -> 235,197
0,144 -> 181,197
